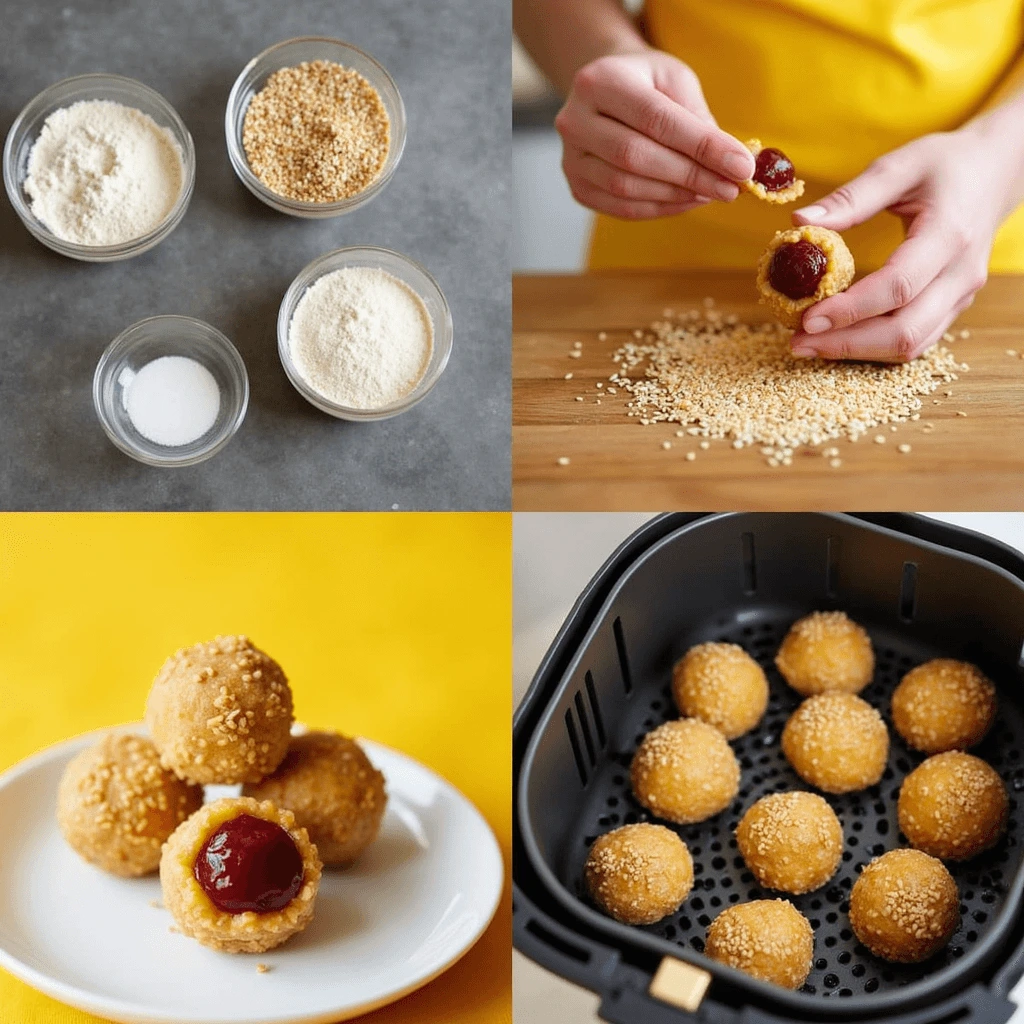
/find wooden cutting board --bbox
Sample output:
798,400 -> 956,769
513,272 -> 1024,511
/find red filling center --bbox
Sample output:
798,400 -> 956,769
753,147 -> 796,191
193,813 -> 303,914
768,241 -> 828,300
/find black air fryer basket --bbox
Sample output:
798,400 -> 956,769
513,514 -> 1024,1024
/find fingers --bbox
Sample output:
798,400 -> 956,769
652,58 -> 716,125
801,225 -> 948,333
790,270 -> 970,363
793,156 -> 911,232
559,104 -> 740,200
574,61 -> 753,181
566,150 -> 710,205
569,176 -> 711,219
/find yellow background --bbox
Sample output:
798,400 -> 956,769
0,513 -> 511,1024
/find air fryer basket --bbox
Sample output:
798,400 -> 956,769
514,514 -> 1024,1024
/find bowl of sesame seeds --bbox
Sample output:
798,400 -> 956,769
225,37 -> 406,218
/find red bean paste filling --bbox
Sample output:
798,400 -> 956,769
769,241 -> 828,300
753,147 -> 796,191
194,813 -> 303,914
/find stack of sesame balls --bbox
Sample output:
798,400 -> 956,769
585,612 -> 1007,990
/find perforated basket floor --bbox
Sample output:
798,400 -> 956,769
561,613 -> 1024,1001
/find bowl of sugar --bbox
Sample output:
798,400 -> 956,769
93,316 -> 248,467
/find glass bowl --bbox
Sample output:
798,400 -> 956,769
3,74 -> 195,261
225,36 -> 406,218
93,316 -> 248,467
277,246 -> 453,420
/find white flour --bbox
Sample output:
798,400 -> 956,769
25,100 -> 184,246
288,267 -> 434,409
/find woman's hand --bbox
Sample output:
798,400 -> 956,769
790,119 -> 1024,362
555,50 -> 755,220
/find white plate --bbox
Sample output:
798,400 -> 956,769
0,726 -> 504,1024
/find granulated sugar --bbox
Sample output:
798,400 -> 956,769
25,100 -> 184,246
610,308 -> 966,455
120,356 -> 220,447
288,267 -> 433,409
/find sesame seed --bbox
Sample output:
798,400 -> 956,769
686,451 -> 696,461
830,457 -> 842,468
898,443 -> 912,454
875,435 -> 886,444
557,456 -> 570,466
598,332 -> 607,340
700,441 -> 710,450
662,441 -> 672,450
568,350 -> 582,359
564,372 -> 573,380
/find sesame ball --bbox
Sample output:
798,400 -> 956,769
145,635 -> 294,785
775,611 -> 874,696
631,719 -> 740,825
781,693 -> 889,794
244,732 -> 387,866
704,900 -> 814,989
849,849 -> 959,963
57,733 -> 203,877
736,791 -> 843,894
585,823 -> 694,925
672,642 -> 768,739
898,751 -> 1007,861
891,659 -> 997,754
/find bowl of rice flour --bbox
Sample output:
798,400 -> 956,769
3,74 -> 195,261
278,246 -> 453,420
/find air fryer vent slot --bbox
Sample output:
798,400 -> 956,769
565,708 -> 588,787
741,532 -> 757,594
574,691 -> 597,767
899,562 -> 918,622
826,536 -> 840,597
613,617 -> 633,695
566,615 -> 1024,1000
585,671 -> 607,747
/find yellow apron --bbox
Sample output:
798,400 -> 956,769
588,0 -> 1024,272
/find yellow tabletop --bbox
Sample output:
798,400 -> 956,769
0,513 -> 511,1024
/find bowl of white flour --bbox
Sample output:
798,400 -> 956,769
93,315 -> 248,467
3,74 -> 195,261
278,246 -> 454,420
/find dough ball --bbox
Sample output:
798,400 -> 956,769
631,719 -> 740,825
672,642 -> 768,739
244,731 -> 387,866
774,611 -> 874,696
736,791 -> 843,894
704,900 -> 813,989
756,226 -> 855,330
891,659 -> 997,754
898,751 -> 1007,861
849,849 -> 959,963
585,823 -> 693,925
145,635 -> 294,785
57,733 -> 203,877
781,693 -> 888,794
160,796 -> 322,953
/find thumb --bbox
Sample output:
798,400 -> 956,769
793,159 -> 908,231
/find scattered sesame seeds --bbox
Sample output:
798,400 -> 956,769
598,331 -> 607,341
960,330 -> 970,339
700,441 -> 710,450
564,372 -> 573,380
609,308 -> 963,458
575,396 -> 583,402
686,451 -> 696,461
875,435 -> 886,444
898,443 -> 912,454
557,456 -> 570,466
568,350 -> 582,359
662,440 -> 672,450
574,341 -> 583,349
956,410 -> 967,417
595,381 -> 603,388
830,457 -> 842,468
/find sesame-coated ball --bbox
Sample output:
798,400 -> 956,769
672,642 -> 769,739
775,611 -> 874,696
736,791 -> 843,894
631,719 -> 740,825
891,659 -> 997,754
244,732 -> 387,866
898,751 -> 1007,861
849,849 -> 959,963
57,733 -> 203,877
585,823 -> 694,925
781,693 -> 889,794
704,900 -> 814,989
145,635 -> 294,785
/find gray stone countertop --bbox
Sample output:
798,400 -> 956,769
0,0 -> 510,510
